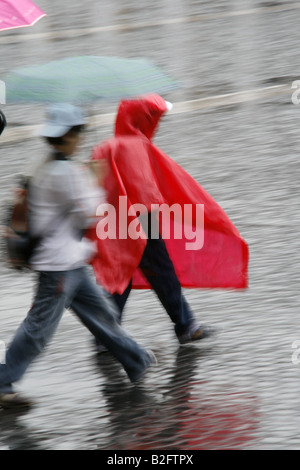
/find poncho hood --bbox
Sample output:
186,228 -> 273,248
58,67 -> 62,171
115,94 -> 169,139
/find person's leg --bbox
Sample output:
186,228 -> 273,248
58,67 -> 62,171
138,236 -> 197,338
69,268 -> 155,382
0,271 -> 67,396
95,280 -> 132,352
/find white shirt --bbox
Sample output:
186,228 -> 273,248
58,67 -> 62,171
29,154 -> 105,271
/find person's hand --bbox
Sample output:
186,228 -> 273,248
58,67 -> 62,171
0,226 -> 17,238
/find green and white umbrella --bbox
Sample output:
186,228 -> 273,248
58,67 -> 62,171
4,55 -> 179,104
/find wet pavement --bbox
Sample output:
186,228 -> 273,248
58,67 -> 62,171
0,0 -> 300,450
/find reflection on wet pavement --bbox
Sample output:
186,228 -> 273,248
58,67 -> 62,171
0,345 -> 259,450
96,347 -> 258,450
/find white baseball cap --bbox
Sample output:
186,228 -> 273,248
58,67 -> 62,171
40,103 -> 86,138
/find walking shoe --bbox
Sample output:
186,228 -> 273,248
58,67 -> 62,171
129,350 -> 158,384
177,323 -> 214,345
96,344 -> 109,354
0,392 -> 34,410
93,337 -> 109,354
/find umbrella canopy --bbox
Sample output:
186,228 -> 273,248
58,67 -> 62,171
4,56 -> 180,104
0,0 -> 46,31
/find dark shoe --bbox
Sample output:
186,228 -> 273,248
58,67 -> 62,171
93,337 -> 109,354
177,323 -> 214,345
0,393 -> 34,410
129,350 -> 158,384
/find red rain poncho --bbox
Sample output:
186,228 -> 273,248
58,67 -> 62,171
88,94 -> 248,294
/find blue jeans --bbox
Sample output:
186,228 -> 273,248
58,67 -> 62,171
0,267 -> 151,393
114,236 -> 196,337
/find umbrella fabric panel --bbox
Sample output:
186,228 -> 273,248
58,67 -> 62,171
0,0 -> 46,31
5,56 -> 179,103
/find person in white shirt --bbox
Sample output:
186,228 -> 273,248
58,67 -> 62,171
0,104 -> 155,409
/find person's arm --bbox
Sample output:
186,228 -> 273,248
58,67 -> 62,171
65,163 -> 107,230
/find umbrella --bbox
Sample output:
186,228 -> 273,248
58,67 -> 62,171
0,0 -> 46,32
4,55 -> 179,104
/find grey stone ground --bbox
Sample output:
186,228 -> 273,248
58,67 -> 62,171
0,1 -> 300,450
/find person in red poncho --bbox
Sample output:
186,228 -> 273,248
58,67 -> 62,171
87,94 -> 248,348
